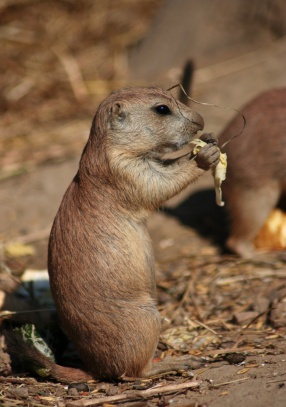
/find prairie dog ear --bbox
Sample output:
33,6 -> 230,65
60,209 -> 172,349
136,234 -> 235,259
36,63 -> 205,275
110,102 -> 126,121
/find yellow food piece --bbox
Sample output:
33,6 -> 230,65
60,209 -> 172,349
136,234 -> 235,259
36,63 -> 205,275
5,242 -> 35,257
191,138 -> 227,207
255,209 -> 286,250
191,138 -> 206,154
213,151 -> 227,207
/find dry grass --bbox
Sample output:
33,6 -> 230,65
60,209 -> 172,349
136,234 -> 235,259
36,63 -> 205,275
0,0 -> 161,174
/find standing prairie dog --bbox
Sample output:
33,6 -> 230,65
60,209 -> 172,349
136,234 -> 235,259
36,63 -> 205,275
22,87 -> 220,382
219,88 -> 286,257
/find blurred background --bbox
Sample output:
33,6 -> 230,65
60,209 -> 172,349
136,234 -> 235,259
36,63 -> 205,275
0,0 -> 286,256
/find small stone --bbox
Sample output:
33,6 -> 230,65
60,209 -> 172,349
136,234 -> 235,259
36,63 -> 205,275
224,353 -> 246,365
7,387 -> 29,399
68,382 -> 89,393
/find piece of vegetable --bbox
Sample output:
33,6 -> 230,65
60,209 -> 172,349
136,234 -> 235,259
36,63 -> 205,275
18,324 -> 55,362
15,323 -> 56,377
255,209 -> 286,250
213,150 -> 227,207
191,138 -> 227,207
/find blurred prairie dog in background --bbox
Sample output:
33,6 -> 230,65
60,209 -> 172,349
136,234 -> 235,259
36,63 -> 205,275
219,88 -> 286,257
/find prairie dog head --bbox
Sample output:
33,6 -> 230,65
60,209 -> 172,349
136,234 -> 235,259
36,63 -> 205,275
104,87 -> 204,159
80,87 -> 205,185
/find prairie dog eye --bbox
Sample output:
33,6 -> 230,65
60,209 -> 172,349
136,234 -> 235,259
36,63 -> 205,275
154,105 -> 171,115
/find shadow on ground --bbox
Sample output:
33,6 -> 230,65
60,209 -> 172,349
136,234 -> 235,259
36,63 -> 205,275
163,188 -> 229,252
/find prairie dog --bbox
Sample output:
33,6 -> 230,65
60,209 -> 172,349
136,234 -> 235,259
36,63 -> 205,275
219,88 -> 286,257
21,87 -> 220,382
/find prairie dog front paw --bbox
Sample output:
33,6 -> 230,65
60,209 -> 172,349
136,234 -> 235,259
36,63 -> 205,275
195,144 -> 220,170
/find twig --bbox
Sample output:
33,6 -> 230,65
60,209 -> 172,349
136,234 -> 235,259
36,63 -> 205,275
267,378 -> 286,384
2,226 -> 52,246
216,270 -> 286,285
0,376 -> 37,385
66,380 -> 201,407
53,47 -> 89,102
243,308 -> 275,330
203,347 -> 265,356
194,36 -> 286,85
0,308 -> 56,318
193,319 -> 218,336
0,396 -> 24,406
210,376 -> 250,388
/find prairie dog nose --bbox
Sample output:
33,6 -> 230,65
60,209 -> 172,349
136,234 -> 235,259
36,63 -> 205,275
192,110 -> 204,131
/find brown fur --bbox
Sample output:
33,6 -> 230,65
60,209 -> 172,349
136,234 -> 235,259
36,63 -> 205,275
27,87 -> 219,382
219,88 -> 286,257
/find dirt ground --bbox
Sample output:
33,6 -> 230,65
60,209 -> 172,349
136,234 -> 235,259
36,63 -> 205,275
1,1 -> 286,406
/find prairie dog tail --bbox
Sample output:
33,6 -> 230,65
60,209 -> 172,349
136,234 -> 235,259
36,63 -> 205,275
5,332 -> 94,383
